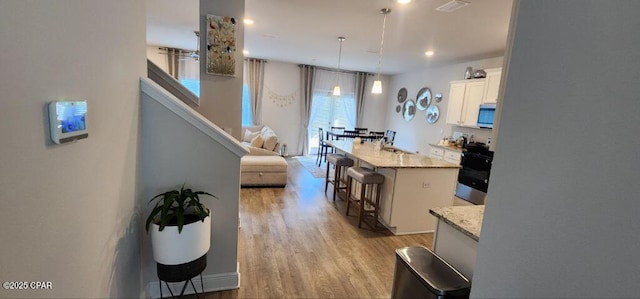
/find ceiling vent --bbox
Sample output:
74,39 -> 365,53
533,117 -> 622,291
436,0 -> 469,12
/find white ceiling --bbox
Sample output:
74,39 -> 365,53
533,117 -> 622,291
146,0 -> 513,75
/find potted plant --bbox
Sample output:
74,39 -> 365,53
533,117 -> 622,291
146,184 -> 217,265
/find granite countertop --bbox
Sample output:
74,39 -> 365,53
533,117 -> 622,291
429,206 -> 484,241
429,143 -> 464,153
326,140 -> 460,169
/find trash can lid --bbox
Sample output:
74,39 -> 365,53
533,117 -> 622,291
395,246 -> 471,296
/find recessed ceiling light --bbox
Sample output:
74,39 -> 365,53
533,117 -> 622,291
436,0 -> 469,12
243,49 -> 249,56
397,0 -> 411,4
243,18 -> 254,25
425,51 -> 435,57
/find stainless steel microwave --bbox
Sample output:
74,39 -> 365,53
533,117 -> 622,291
477,104 -> 496,128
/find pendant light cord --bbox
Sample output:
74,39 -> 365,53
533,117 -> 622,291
376,10 -> 389,81
337,37 -> 344,84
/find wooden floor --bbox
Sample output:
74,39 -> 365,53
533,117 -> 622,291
204,157 -> 434,298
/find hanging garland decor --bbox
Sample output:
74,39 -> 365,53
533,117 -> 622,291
265,86 -> 298,107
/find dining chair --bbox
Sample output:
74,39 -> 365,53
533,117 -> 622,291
385,130 -> 396,145
369,131 -> 385,139
354,127 -> 368,135
316,128 -> 332,166
342,130 -> 359,139
329,126 -> 345,141
330,126 -> 345,132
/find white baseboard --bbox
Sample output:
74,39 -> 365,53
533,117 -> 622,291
145,268 -> 240,299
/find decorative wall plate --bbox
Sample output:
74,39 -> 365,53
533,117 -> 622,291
395,105 -> 401,113
434,92 -> 443,103
402,99 -> 416,121
416,87 -> 432,110
426,105 -> 440,124
397,88 -> 408,103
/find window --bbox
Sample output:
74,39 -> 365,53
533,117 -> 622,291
178,57 -> 200,96
241,83 -> 253,126
307,69 -> 356,154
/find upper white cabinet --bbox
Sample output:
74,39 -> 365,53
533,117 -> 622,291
482,68 -> 502,104
446,80 -> 485,127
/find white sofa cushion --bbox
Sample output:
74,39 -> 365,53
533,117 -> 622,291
243,129 -> 260,142
260,127 -> 279,151
250,134 -> 264,148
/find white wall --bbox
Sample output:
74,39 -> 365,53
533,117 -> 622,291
198,0 -> 245,139
385,57 -> 503,154
471,1 -> 640,297
140,90 -> 242,294
0,1 -> 146,298
147,45 -> 168,71
260,61 -> 302,155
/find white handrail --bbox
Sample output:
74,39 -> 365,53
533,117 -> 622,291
140,78 -> 248,158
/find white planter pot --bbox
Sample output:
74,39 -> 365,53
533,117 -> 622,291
150,215 -> 211,265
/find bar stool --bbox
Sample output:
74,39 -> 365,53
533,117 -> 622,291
345,167 -> 385,230
325,154 -> 354,201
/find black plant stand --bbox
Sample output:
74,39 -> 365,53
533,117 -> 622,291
157,254 -> 207,298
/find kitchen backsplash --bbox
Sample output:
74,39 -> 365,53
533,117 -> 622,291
449,127 -> 493,144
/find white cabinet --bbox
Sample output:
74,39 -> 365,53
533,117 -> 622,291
429,147 -> 444,159
482,68 -> 502,104
429,146 -> 461,165
446,80 -> 485,127
443,150 -> 461,164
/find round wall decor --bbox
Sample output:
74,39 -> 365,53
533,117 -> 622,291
426,105 -> 440,124
395,105 -> 401,113
402,99 -> 416,121
416,87 -> 432,110
397,88 -> 407,103
434,92 -> 443,103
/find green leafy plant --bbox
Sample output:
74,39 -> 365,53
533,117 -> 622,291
145,184 -> 217,233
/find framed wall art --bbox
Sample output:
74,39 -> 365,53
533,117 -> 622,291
206,14 -> 237,76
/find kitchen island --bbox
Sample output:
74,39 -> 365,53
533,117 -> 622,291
326,140 -> 460,235
429,206 -> 484,279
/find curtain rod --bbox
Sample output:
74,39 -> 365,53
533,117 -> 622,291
298,64 -> 374,76
244,58 -> 268,63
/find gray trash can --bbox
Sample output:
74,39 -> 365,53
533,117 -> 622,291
391,246 -> 471,299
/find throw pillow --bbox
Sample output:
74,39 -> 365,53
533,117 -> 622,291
243,129 -> 260,142
250,134 -> 264,148
262,131 -> 278,151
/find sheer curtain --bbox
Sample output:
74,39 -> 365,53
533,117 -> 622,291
307,69 -> 356,154
244,58 -> 266,125
179,55 -> 200,97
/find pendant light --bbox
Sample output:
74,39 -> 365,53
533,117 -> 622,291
372,8 -> 391,94
332,36 -> 346,97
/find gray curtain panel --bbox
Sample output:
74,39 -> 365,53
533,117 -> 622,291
298,65 -> 316,156
244,58 -> 266,125
166,48 -> 181,79
354,72 -> 368,127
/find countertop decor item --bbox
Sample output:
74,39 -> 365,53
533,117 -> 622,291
464,66 -> 473,79
416,87 -> 432,110
473,69 -> 486,78
397,87 -> 407,103
146,184 -> 216,265
402,99 -> 416,121
426,105 -> 440,124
